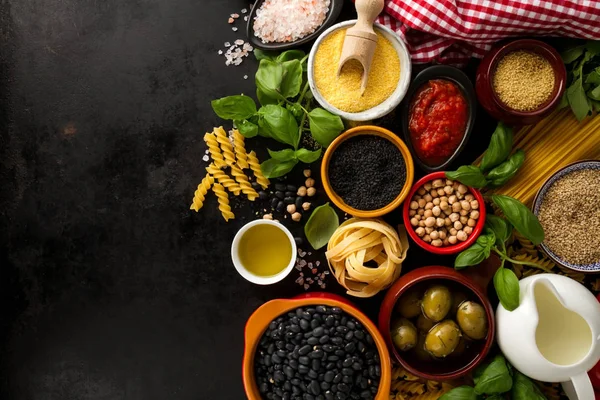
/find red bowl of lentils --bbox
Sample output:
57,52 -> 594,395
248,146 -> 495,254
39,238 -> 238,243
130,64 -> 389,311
475,39 -> 566,126
402,172 -> 486,255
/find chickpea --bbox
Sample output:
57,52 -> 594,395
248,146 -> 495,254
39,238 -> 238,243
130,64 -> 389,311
423,235 -> 432,243
414,214 -> 422,220
460,209 -> 469,216
287,204 -> 296,214
415,227 -> 425,237
430,231 -> 440,240
297,186 -> 307,196
418,209 -> 425,216
411,218 -> 419,227
419,220 -> 426,227
431,239 -> 443,247
409,210 -> 417,217
303,169 -> 311,178
439,230 -> 447,240
449,228 -> 458,236
454,221 -> 463,230
433,198 -> 440,206
465,194 -> 474,202
448,235 -> 458,245
440,201 -> 449,211
459,200 -> 470,211
302,202 -> 311,211
432,179 -> 444,188
437,188 -> 445,196
413,195 -> 422,201
470,210 -> 480,219
467,218 -> 477,227
440,196 -> 448,203
425,227 -> 434,234
305,178 -> 315,188
424,182 -> 432,191
449,213 -> 460,222
444,217 -> 452,226
424,209 -> 433,218
432,206 -> 441,217
446,179 -> 454,186
448,195 -> 457,204
263,213 -> 273,220
292,212 -> 302,222
443,186 -> 453,195
425,202 -> 434,210
452,202 -> 462,213
436,218 -> 445,227
457,184 -> 468,194
456,192 -> 464,200
460,216 -> 469,225
457,231 -> 468,241
425,217 -> 436,227
431,190 -> 439,198
463,226 -> 473,235
443,238 -> 450,246
417,187 -> 427,196
418,199 -> 427,208
471,200 -> 479,210
307,187 -> 317,196
423,194 -> 433,202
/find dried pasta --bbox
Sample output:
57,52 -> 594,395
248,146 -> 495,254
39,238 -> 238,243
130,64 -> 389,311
232,129 -> 249,169
204,132 -> 227,168
247,150 -> 270,189
190,174 -> 214,212
391,381 -> 425,395
230,163 -> 258,200
206,163 -> 241,196
513,230 -> 538,256
410,391 -> 445,400
511,253 -> 555,273
214,126 -> 236,167
212,183 -> 234,221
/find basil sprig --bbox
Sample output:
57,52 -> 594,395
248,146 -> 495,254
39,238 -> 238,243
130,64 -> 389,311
210,49 -> 345,178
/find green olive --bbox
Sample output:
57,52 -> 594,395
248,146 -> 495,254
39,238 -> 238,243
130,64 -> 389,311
450,291 -> 468,316
456,301 -> 488,340
395,288 -> 422,318
413,333 -> 432,361
391,318 -> 418,352
425,320 -> 462,358
416,313 -> 435,333
421,285 -> 452,322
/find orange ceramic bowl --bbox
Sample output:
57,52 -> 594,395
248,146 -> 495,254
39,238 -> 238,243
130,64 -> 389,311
321,126 -> 414,218
242,292 -> 392,399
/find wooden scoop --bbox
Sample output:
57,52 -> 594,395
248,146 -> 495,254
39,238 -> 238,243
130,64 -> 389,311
337,0 -> 385,95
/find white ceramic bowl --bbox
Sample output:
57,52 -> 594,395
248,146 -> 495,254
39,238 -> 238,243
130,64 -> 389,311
231,219 -> 297,285
307,20 -> 412,122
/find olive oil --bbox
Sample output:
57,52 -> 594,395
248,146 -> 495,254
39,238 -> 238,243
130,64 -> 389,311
238,224 -> 292,276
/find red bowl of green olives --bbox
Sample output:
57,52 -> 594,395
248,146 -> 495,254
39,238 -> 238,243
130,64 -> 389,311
378,266 -> 495,381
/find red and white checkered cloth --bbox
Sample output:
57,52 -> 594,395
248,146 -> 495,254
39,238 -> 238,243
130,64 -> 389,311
376,0 -> 600,64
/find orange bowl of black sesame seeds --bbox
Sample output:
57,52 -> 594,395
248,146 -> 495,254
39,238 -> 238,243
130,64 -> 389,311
321,126 -> 414,218
476,39 -> 566,125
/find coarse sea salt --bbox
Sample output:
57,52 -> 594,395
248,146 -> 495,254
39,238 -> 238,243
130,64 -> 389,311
253,0 -> 330,44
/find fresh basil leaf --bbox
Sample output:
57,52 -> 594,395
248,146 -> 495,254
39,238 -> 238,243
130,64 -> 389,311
476,232 -> 496,258
256,59 -> 284,100
480,122 -> 513,172
585,40 -> 600,57
485,215 -> 513,246
260,157 -> 298,179
268,148 -> 297,162
258,104 -> 299,147
286,103 -> 304,121
308,108 -> 345,147
454,242 -> 488,270
445,166 -> 488,188
588,84 -> 600,100
295,148 -> 322,164
474,354 -> 513,395
567,71 -> 592,121
585,69 -> 600,85
280,60 -> 303,98
494,267 -> 520,311
487,149 -> 526,188
592,100 -> 600,112
257,88 -> 277,106
439,386 -> 479,400
254,49 -> 277,61
485,395 -> 505,400
558,91 -> 570,109
491,195 -> 545,245
211,95 -> 257,120
276,50 -> 305,63
304,203 -> 340,250
512,371 -> 547,400
234,119 -> 259,138
561,45 -> 585,64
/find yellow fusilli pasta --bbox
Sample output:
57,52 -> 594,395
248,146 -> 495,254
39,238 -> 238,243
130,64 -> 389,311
411,391 -> 445,400
392,381 -> 425,395
425,381 -> 441,392
511,253 -> 555,272
232,129 -> 249,169
204,132 -> 226,168
212,183 -> 234,221
513,230 -> 538,256
206,163 -> 241,196
214,126 -> 236,167
230,163 -> 258,200
190,174 -> 214,212
247,150 -> 270,189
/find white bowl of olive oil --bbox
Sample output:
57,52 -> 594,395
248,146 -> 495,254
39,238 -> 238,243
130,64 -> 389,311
231,220 -> 297,285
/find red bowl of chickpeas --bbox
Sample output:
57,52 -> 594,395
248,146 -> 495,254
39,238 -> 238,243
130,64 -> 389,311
402,172 -> 486,255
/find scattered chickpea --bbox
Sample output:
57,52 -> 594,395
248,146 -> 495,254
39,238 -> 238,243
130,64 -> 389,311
448,195 -> 457,204
287,204 -> 296,214
457,184 -> 468,194
439,231 -> 447,240
467,218 -> 477,227
430,231 -> 439,240
410,201 -> 419,210
443,238 -> 450,246
425,227 -> 434,234
454,221 -> 463,230
424,209 -> 433,218
431,190 -> 439,198
440,201 -> 449,211
297,186 -> 307,196
263,213 -> 273,220
417,187 -> 426,195
457,231 -> 468,241
302,202 -> 311,211
456,192 -> 464,200
303,169 -> 311,178
414,214 -> 422,221
419,220 -> 425,227
418,209 -> 425,216
444,217 -> 452,226
446,179 -> 454,186
448,235 -> 458,245
425,202 -> 434,210
424,182 -> 432,191
433,198 -> 440,206
432,206 -> 441,217
292,212 -> 302,222
460,200 -> 471,211
436,188 -> 445,196
425,217 -> 436,227
410,218 -> 419,227
305,178 -> 315,188
460,209 -> 469,216
470,210 -> 480,219
307,187 -> 316,197
431,239 -> 443,247
460,216 -> 468,225
415,227 -> 426,237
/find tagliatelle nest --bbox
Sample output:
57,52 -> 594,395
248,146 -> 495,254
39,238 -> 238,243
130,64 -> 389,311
325,218 -> 409,298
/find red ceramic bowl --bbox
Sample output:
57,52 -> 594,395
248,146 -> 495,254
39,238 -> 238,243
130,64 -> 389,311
378,266 -> 495,381
475,39 -> 566,125
589,294 -> 600,391
402,172 -> 486,255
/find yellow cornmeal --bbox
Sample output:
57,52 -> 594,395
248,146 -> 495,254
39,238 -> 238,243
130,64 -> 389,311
314,28 -> 400,113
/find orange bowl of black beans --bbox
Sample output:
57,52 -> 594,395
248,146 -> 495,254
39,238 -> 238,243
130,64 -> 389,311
321,126 -> 414,218
243,293 -> 392,400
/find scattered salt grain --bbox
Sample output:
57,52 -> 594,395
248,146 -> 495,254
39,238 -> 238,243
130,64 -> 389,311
315,261 -> 320,267
234,39 -> 245,45
244,16 -> 249,21
224,41 -> 231,47
298,249 -> 306,257
232,27 -> 238,32
303,284 -> 309,290
241,8 -> 248,13
243,75 -> 248,80
202,155 -> 209,162
228,17 -> 234,24
231,13 -> 240,18
217,50 -> 223,55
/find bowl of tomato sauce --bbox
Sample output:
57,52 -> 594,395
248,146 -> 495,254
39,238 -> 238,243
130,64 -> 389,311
401,66 -> 476,172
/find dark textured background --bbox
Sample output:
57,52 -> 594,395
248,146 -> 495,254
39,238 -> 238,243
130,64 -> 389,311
0,1 -> 494,399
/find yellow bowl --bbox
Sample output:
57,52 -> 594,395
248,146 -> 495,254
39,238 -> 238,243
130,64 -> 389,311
321,125 -> 414,218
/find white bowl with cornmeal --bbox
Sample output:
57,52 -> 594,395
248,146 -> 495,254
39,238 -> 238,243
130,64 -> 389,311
308,20 -> 412,122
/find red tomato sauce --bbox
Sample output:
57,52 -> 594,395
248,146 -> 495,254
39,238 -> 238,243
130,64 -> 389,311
408,79 -> 468,166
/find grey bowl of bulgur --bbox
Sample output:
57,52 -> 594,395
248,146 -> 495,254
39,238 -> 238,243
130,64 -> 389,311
533,160 -> 600,273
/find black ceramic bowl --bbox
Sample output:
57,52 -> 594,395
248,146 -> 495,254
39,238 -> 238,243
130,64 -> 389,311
400,66 -> 477,172
246,0 -> 344,51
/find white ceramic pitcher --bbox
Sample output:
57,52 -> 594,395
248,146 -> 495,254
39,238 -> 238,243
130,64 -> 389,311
496,274 -> 600,400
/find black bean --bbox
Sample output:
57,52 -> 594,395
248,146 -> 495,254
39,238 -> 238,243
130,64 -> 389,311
276,191 -> 285,199
266,393 -> 274,399
342,358 -> 352,368
331,337 -> 343,345
259,191 -> 268,200
322,344 -> 334,353
291,378 -> 302,386
272,354 -> 282,364
295,196 -> 304,209
260,382 -> 269,393
292,348 -> 300,359
342,368 -> 353,376
275,184 -> 286,191
295,237 -> 304,247
368,366 -> 375,377
299,319 -> 310,331
277,349 -> 287,357
270,321 -> 278,330
299,356 -> 311,366
326,362 -> 336,370
289,359 -> 299,369
336,360 -> 343,369
295,333 -> 303,342
310,380 -> 321,395
346,321 -> 356,330
274,371 -> 285,382
286,184 -> 297,192
352,362 -> 362,371
298,364 -> 309,374
334,350 -> 345,357
338,383 -> 350,393
333,373 -> 343,383
285,191 -> 295,198
265,357 -> 272,367
360,390 -> 371,399
312,359 -> 320,371
358,342 -> 366,353
310,350 -> 324,359
325,316 -> 335,327
374,365 -> 380,377
319,335 -> 330,344
310,319 -> 320,329
340,317 -> 347,326
308,369 -> 318,379
336,326 -> 348,334
283,392 -> 291,400
307,337 -> 319,345
342,376 -> 353,384
284,196 -> 295,204
354,331 -> 365,340
366,334 -> 374,345
312,327 -> 324,337
344,332 -> 354,341
276,201 -> 286,212
327,355 -> 339,361
344,342 -> 356,353
332,307 -> 343,314
336,393 -> 347,400
299,345 -> 311,355
325,393 -> 334,400
289,324 -> 300,333
274,364 -> 282,371
305,394 -> 315,400
284,366 -> 294,378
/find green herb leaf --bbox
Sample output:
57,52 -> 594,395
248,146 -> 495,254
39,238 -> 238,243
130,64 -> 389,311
260,157 -> 298,179
257,88 -> 278,106
295,148 -> 322,164
474,354 -> 513,395
494,267 -> 520,311
586,40 -> 600,57
276,50 -> 306,63
234,119 -> 259,138
585,69 -> 600,85
308,108 -> 345,147
445,166 -> 488,188
491,195 -> 545,245
512,371 -> 547,400
439,386 -> 479,400
476,232 -> 496,258
280,60 -> 303,98
254,49 -> 277,61
480,122 -> 513,172
268,148 -> 297,162
454,242 -> 488,270
286,103 -> 304,121
567,69 -> 592,121
211,95 -> 257,120
304,203 -> 340,250
485,215 -> 513,247
256,59 -> 284,100
561,45 -> 585,64
558,91 -> 570,109
485,395 -> 505,400
588,84 -> 600,101
258,104 -> 299,147
592,100 -> 600,112
487,149 -> 526,188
